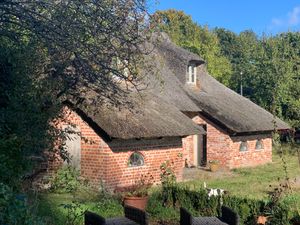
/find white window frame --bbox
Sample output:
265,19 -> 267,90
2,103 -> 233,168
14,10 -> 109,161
188,64 -> 197,84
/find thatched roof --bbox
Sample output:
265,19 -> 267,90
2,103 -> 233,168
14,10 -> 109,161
69,33 -> 289,139
67,93 -> 205,140
153,35 -> 290,134
142,34 -> 203,112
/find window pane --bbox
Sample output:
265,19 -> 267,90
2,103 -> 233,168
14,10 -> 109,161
255,139 -> 264,150
187,64 -> 197,83
239,141 -> 248,151
129,152 -> 144,167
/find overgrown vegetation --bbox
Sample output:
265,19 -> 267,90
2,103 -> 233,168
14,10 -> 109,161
0,183 -> 46,225
49,166 -> 86,194
35,151 -> 300,225
0,1 -> 151,224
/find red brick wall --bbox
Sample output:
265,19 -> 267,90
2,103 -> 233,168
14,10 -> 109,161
182,135 -> 194,166
61,107 -> 184,190
183,113 -> 273,169
229,135 -> 272,168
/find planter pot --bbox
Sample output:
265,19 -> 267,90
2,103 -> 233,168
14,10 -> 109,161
210,163 -> 219,172
123,196 -> 148,210
257,216 -> 268,225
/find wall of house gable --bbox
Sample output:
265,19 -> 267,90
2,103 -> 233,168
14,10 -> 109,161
60,107 -> 184,190
183,113 -> 273,169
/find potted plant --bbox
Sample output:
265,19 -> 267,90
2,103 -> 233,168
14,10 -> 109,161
209,160 -> 220,172
120,173 -> 154,210
257,215 -> 268,225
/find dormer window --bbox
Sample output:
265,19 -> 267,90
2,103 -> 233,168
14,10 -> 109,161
187,64 -> 197,84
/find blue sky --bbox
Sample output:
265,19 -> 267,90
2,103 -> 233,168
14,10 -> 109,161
150,0 -> 300,35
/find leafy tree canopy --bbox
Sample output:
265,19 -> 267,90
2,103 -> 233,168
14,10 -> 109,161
0,0 -> 150,187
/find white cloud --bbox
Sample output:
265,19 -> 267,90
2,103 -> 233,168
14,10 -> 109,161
287,6 -> 300,25
269,6 -> 300,30
271,18 -> 283,26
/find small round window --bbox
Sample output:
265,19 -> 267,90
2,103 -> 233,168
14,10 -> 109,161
255,139 -> 264,150
128,152 -> 144,167
239,141 -> 248,152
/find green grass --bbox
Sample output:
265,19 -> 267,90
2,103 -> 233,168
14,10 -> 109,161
37,191 -> 123,225
185,150 -> 300,200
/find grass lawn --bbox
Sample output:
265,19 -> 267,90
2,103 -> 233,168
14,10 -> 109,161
38,191 -> 124,225
37,148 -> 300,224
184,150 -> 300,200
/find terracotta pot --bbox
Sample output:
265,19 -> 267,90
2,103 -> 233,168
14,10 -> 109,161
257,216 -> 268,225
123,196 -> 148,210
210,163 -> 219,172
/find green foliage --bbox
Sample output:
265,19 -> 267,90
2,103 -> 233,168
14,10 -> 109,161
153,10 -> 232,85
50,166 -> 82,193
222,195 -> 267,225
60,201 -> 85,225
115,172 -> 154,197
95,193 -> 123,218
0,37 -> 63,187
38,191 -> 123,225
148,185 -> 291,225
0,183 -> 46,225
160,160 -> 177,207
160,160 -> 177,187
216,28 -> 300,127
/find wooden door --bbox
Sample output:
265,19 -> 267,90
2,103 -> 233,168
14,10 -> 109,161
63,125 -> 81,170
197,125 -> 207,166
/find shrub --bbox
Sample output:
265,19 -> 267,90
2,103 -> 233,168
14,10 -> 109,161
222,195 -> 267,224
0,183 -> 46,225
60,201 -> 85,225
150,185 -> 291,225
50,166 -> 82,193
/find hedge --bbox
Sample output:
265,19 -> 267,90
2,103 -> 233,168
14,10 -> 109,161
148,185 -> 290,225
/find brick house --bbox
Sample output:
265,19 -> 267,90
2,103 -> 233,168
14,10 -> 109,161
59,34 -> 289,190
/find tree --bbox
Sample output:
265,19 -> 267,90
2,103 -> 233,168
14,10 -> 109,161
255,33 -> 300,127
216,28 -> 300,127
153,10 -> 232,86
0,0 -> 150,104
0,0 -> 151,187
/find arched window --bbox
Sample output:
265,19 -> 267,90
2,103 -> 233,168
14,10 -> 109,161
255,139 -> 264,150
239,141 -> 248,152
128,152 -> 144,167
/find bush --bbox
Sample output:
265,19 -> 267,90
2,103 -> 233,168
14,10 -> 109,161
0,183 -> 45,225
50,166 -> 83,193
148,185 -> 291,225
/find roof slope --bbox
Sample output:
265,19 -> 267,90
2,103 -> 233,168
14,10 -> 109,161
154,37 -> 290,133
69,33 -> 289,139
142,35 -> 203,112
190,72 -> 289,133
66,34 -> 207,140
69,93 -> 205,140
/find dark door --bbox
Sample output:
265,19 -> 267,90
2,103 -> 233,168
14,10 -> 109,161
197,125 -> 207,166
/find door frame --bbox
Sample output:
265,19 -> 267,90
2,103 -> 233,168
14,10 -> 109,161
193,124 -> 207,167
